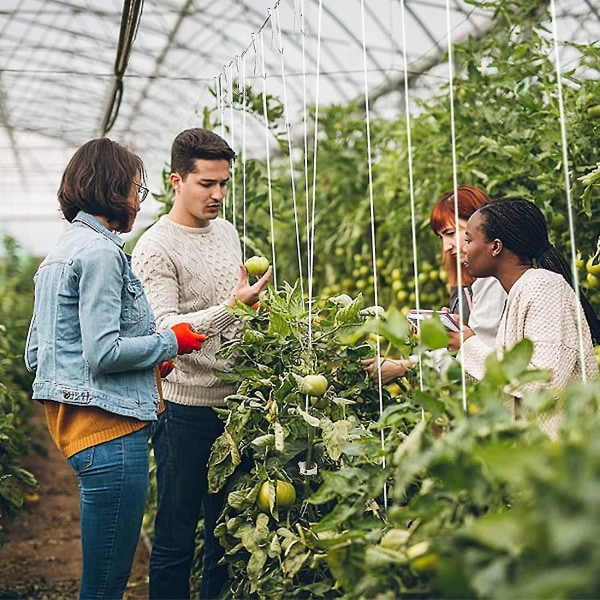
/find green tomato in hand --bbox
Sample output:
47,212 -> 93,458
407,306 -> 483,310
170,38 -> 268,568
245,256 -> 270,276
299,374 -> 328,397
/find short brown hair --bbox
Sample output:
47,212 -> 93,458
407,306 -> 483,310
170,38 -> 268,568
170,128 -> 236,180
58,138 -> 146,231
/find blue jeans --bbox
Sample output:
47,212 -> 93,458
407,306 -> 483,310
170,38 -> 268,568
67,426 -> 150,600
149,402 -> 228,600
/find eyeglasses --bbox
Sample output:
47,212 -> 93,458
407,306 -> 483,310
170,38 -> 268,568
132,181 -> 149,203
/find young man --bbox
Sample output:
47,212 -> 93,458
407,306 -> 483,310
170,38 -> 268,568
132,128 -> 271,599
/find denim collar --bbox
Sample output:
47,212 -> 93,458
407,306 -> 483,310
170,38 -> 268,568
73,211 -> 125,249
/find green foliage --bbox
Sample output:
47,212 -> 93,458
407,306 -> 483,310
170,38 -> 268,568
0,237 -> 39,534
207,286 -> 600,598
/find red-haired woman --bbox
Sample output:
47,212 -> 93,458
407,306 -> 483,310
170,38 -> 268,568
429,185 -> 506,346
363,185 -> 506,385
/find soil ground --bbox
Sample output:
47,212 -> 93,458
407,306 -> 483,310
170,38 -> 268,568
0,402 -> 150,599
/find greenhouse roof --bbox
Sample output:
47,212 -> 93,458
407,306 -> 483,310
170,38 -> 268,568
1,0 -> 599,256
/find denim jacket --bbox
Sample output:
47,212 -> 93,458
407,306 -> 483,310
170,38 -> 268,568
25,212 -> 178,420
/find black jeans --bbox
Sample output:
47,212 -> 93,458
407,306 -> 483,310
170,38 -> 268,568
149,402 -> 228,600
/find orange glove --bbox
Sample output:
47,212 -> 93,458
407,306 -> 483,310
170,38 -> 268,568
170,323 -> 207,355
158,360 -> 175,378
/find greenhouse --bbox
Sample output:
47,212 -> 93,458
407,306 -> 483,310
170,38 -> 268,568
1,0 -> 600,598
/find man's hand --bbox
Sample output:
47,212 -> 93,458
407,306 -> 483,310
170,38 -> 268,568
229,264 -> 272,307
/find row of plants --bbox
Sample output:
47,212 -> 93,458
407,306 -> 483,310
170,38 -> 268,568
0,237 -> 39,539
0,4 -> 597,589
137,0 -> 600,596
202,286 -> 600,598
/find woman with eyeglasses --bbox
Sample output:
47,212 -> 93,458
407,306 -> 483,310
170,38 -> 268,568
24,138 -> 207,599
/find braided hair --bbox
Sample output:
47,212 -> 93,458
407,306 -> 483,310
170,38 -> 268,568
477,197 -> 600,344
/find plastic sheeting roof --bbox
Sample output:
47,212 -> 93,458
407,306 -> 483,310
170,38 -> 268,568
1,0 -> 598,255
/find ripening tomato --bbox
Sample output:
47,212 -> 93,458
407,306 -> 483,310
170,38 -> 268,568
256,480 -> 296,512
245,256 -> 270,276
586,272 -> 600,288
550,213 -> 567,232
586,255 -> 600,276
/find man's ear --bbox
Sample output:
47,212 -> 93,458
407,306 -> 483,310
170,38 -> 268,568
491,239 -> 502,256
170,172 -> 181,191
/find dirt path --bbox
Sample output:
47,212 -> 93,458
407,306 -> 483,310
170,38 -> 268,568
0,402 -> 150,599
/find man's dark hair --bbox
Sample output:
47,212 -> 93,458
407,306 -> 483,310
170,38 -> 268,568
170,128 -> 236,180
58,138 -> 145,231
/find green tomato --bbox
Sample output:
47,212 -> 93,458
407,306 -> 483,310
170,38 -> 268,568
245,255 -> 270,276
550,213 -> 567,232
298,374 -> 328,397
310,395 -> 329,409
587,105 -> 600,118
256,480 -> 296,512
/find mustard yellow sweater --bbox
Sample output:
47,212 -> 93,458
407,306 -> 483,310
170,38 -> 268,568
45,368 -> 165,458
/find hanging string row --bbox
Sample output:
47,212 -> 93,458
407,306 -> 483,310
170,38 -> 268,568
445,0 -> 468,413
258,28 -> 278,290
548,0 -> 590,382
275,3 -> 305,301
360,0 -> 387,505
399,0 -> 424,396
227,63 -> 237,230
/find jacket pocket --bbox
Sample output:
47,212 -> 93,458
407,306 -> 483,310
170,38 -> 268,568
122,278 -> 146,323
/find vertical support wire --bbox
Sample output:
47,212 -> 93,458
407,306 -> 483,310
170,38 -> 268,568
549,0 -> 590,381
400,0 -> 425,396
215,74 -> 227,221
307,0 -> 324,362
299,0 -> 311,309
360,0 -> 387,502
445,0 -> 468,412
228,63 -> 237,230
275,4 -> 305,301
241,55 -> 248,262
259,28 -> 278,289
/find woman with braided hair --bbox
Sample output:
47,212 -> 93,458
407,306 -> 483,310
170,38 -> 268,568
448,196 -> 599,438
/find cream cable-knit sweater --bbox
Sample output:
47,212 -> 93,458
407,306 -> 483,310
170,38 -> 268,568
458,268 -> 598,436
131,215 -> 243,407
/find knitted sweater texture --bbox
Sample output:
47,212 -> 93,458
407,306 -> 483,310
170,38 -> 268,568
458,268 -> 598,437
131,215 -> 242,407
